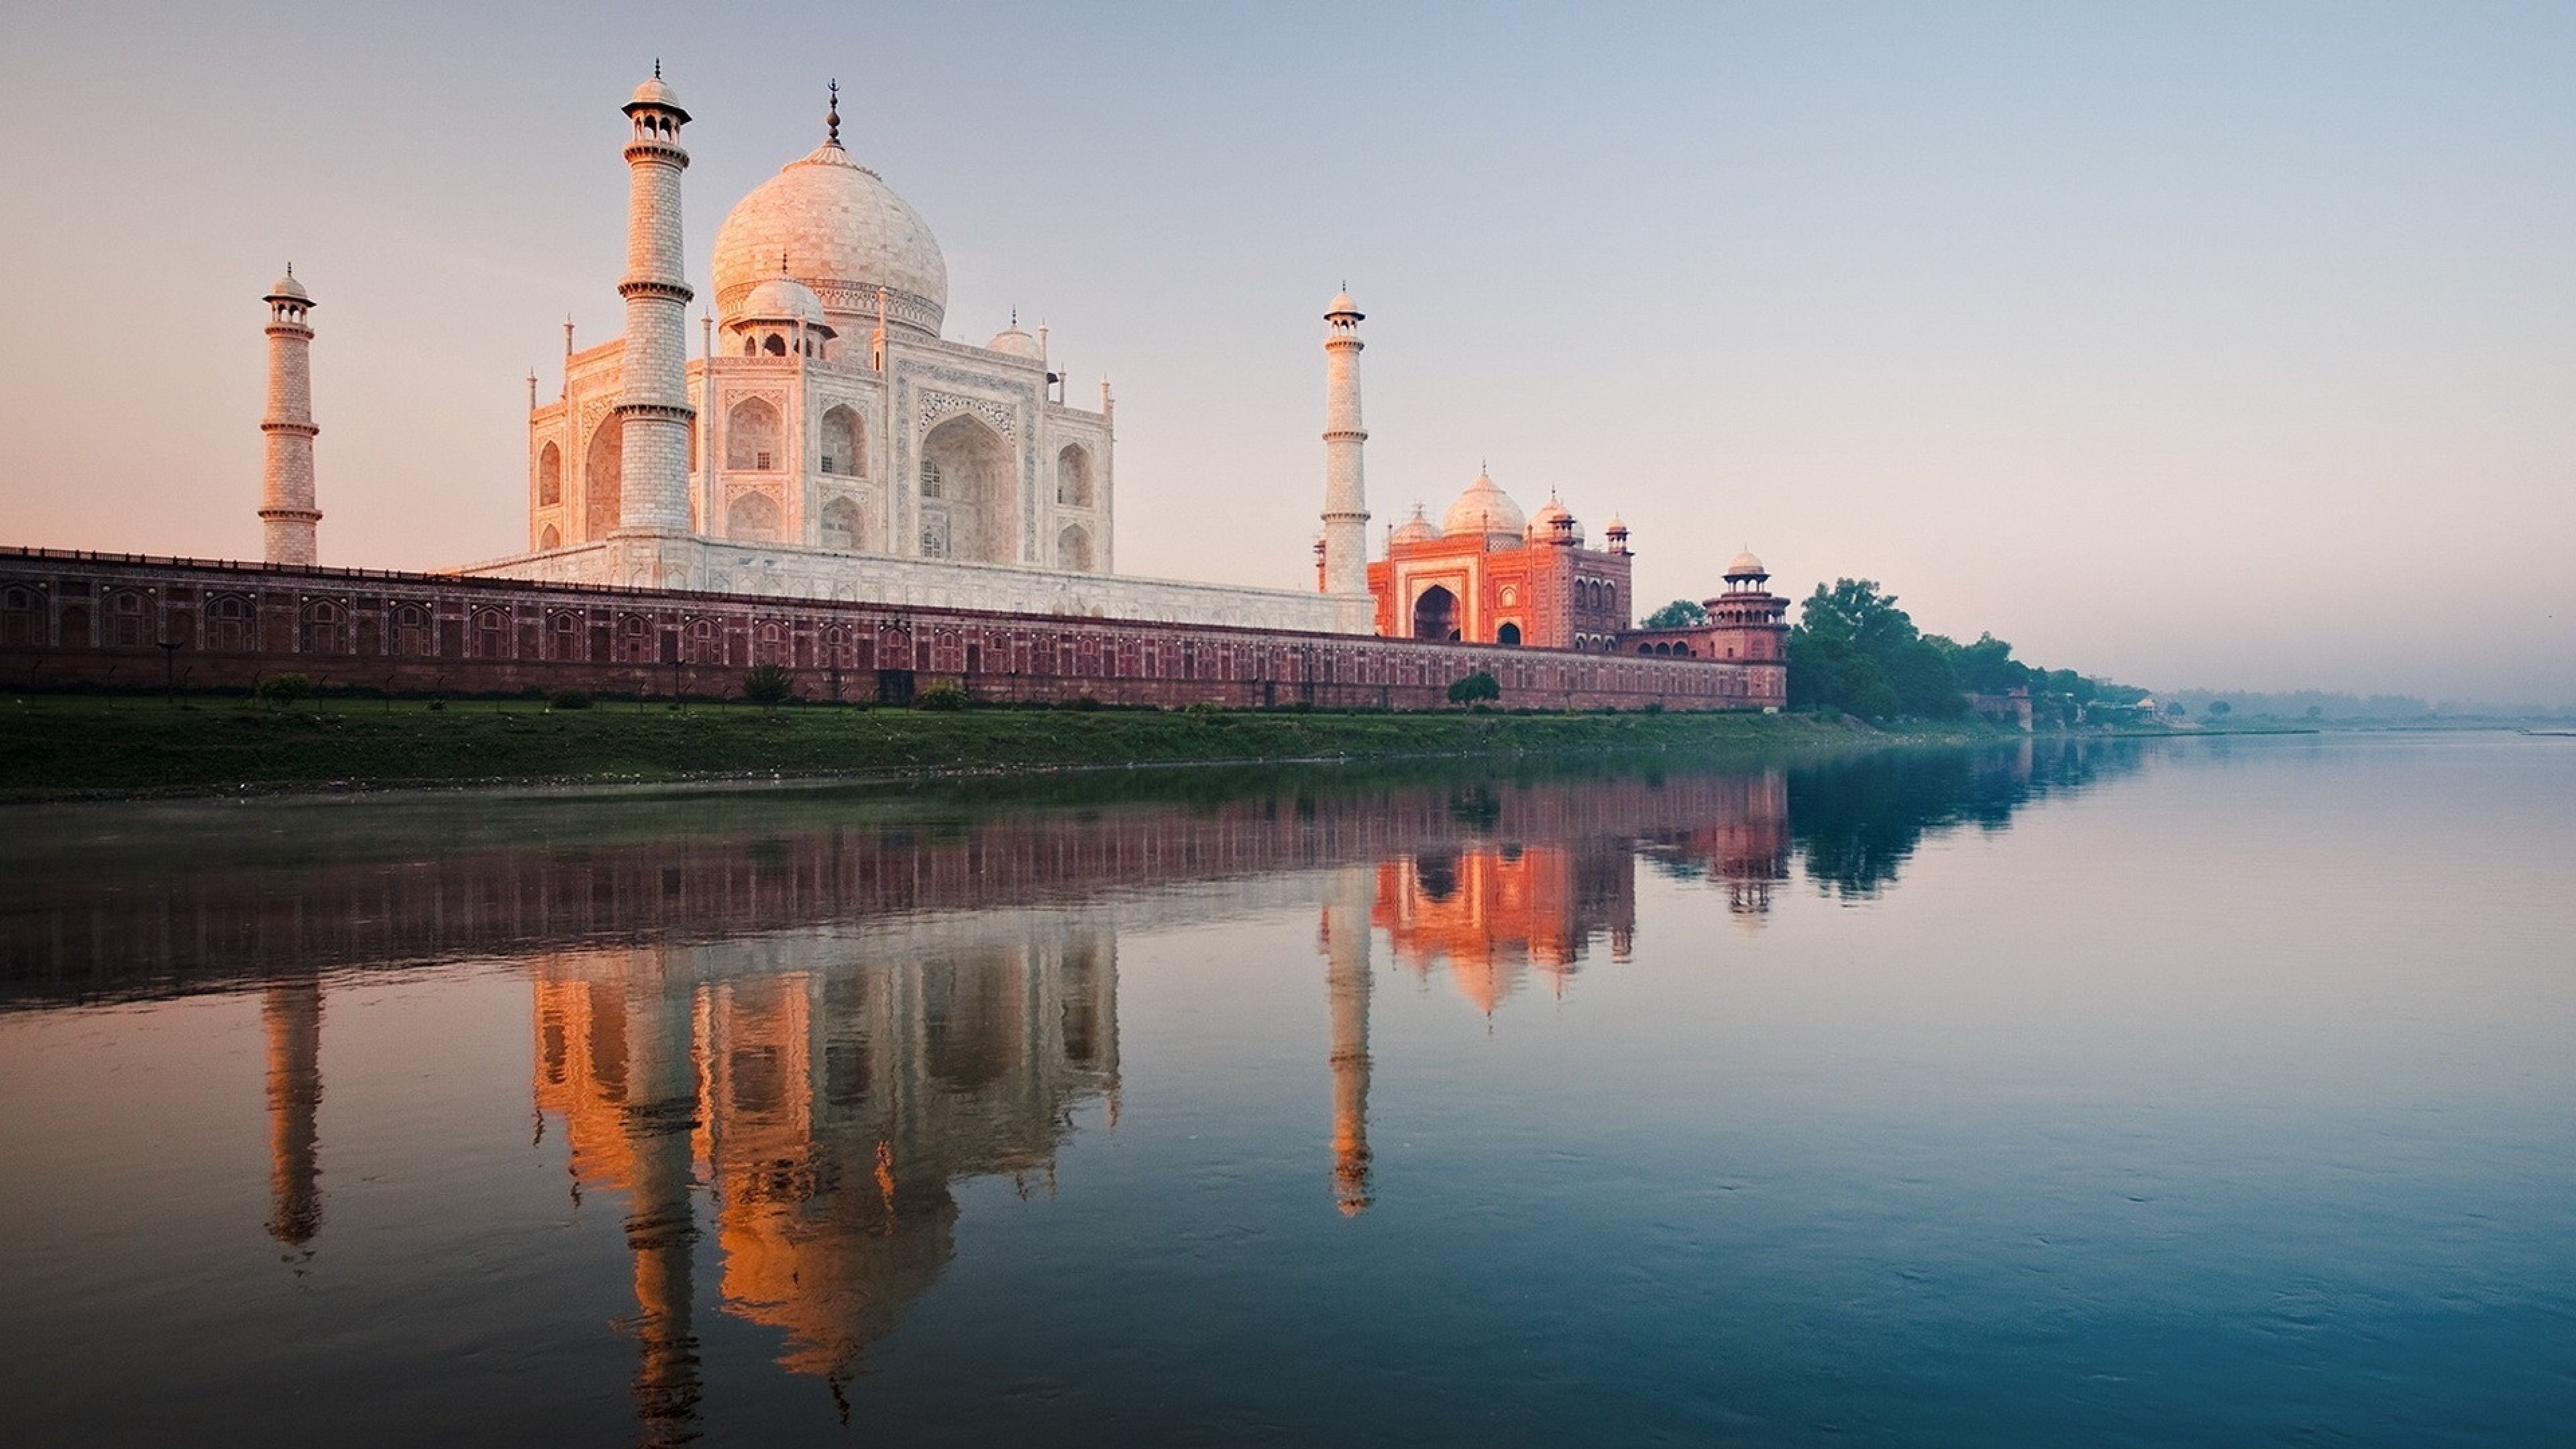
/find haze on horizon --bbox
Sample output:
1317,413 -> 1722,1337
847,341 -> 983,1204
1,1 -> 2568,705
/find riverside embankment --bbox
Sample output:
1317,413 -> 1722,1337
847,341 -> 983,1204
0,696 -> 1994,800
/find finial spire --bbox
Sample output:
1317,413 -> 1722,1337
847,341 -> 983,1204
653,58 -> 661,78
826,78 -> 841,146
285,262 -> 293,278
779,249 -> 789,276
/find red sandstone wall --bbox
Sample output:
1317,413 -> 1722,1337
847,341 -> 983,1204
0,549 -> 1784,712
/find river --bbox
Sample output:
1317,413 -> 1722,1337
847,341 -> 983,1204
2,733 -> 2569,1445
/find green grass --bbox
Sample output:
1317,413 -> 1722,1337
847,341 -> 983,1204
0,695 -> 1907,800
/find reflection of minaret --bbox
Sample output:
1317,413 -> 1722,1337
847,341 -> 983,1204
622,966 -> 702,1442
262,977 -> 324,1247
1322,867 -> 1373,1215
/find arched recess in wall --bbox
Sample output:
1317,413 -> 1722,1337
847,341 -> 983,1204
584,417 -> 622,538
919,413 -> 1014,564
1057,523 -> 1093,572
818,496 -> 865,551
820,405 -> 864,476
727,490 -> 782,543
1056,444 -> 1093,507
1496,622 -> 1522,646
537,441 -> 561,506
727,397 -> 782,471
1412,585 -> 1460,641
539,524 -> 560,551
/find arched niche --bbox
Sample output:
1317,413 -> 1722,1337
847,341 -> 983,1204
584,417 -> 622,538
1057,522 -> 1094,572
1056,444 -> 1094,507
537,441 -> 561,506
727,490 -> 782,543
727,396 -> 782,471
820,405 -> 864,477
819,496 -> 865,551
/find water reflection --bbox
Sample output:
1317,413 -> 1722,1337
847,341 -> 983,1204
0,739 -> 2154,1441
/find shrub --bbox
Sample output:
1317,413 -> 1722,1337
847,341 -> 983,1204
742,664 -> 794,708
915,683 -> 969,711
254,673 -> 311,709
547,689 -> 592,710
1447,672 -> 1501,706
426,698 -> 446,712
1069,694 -> 1102,711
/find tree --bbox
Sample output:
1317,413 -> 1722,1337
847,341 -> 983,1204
254,673 -> 310,709
2208,700 -> 2232,718
1447,671 -> 1501,705
1642,598 -> 1707,630
741,664 -> 793,709
2163,700 -> 2187,717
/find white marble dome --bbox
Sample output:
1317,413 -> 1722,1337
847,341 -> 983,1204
266,270 -> 309,302
711,140 -> 947,341
737,273 -> 830,331
1442,470 -> 1525,542
988,323 -> 1042,360
1725,549 -> 1768,578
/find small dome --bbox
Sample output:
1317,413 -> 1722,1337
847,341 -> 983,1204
1603,514 -> 1627,534
626,74 -> 686,117
1725,549 -> 1768,578
1526,494 -> 1582,545
1390,505 -> 1440,548
266,270 -> 309,302
1442,470 -> 1525,541
737,273 -> 831,331
988,325 -> 1042,360
1327,288 -> 1362,319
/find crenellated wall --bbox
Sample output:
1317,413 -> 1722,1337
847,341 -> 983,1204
0,549 -> 1788,711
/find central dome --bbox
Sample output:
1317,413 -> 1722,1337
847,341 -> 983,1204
1442,470 -> 1525,542
711,141 -> 947,342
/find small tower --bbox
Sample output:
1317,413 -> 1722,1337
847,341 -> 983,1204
614,64 -> 696,534
1319,288 -> 1370,598
258,267 -> 321,564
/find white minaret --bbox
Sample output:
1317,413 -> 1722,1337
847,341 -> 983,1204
258,266 -> 321,565
1320,287 -> 1370,597
614,64 -> 695,534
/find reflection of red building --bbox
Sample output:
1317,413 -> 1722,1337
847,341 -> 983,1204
1639,770 -> 1792,927
1372,845 -> 1636,1012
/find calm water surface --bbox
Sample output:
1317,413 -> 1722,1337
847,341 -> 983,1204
2,734 -> 2571,1446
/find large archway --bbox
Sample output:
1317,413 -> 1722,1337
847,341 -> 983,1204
820,405 -> 863,477
1412,585 -> 1460,641
584,418 -> 622,538
920,415 -> 1015,564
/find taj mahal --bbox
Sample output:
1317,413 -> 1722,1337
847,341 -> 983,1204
0,66 -> 1791,712
258,67 -> 1782,655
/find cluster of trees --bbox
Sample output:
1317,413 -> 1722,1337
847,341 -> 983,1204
1780,578 -> 2143,724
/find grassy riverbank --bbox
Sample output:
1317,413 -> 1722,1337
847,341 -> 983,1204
0,694 -> 1951,800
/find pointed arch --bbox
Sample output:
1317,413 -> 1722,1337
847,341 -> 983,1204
819,496 -> 865,551
919,413 -> 1015,564
726,396 -> 782,471
1057,523 -> 1093,572
1056,443 -> 1094,507
820,405 -> 864,476
537,441 -> 561,506
727,490 -> 782,543
583,417 -> 622,537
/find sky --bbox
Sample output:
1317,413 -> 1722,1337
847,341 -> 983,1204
1,1 -> 2569,703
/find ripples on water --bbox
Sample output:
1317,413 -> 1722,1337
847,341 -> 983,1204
1,734 -> 2569,1446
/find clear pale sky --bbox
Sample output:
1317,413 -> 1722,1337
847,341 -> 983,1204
2,1 -> 2569,703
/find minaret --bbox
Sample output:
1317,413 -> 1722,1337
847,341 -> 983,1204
622,959 -> 703,1440
1320,287 -> 1370,597
258,266 -> 321,564
1322,867 -> 1375,1215
614,65 -> 696,534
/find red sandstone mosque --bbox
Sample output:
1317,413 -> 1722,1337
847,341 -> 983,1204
0,67 -> 1790,710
